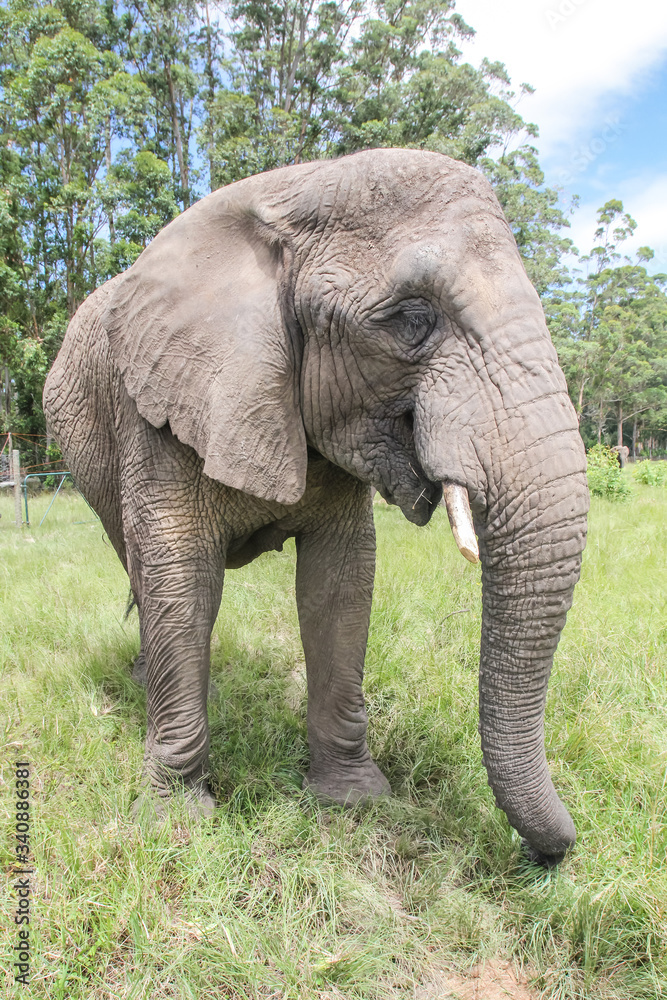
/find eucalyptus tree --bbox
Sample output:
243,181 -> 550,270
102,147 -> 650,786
205,1 -> 571,292
547,201 -> 667,451
122,0 -> 202,208
331,2 -> 531,160
204,0 -> 366,186
482,144 -> 575,296
0,0 -> 155,438
205,1 -> 539,176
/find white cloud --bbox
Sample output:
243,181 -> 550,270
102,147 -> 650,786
454,0 -> 667,156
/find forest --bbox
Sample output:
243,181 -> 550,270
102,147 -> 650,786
1,0 -> 666,469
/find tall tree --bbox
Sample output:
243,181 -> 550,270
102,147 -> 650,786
0,0 -> 162,441
124,0 -> 202,208
204,0 -> 364,186
205,1 -> 539,179
482,145 -> 575,296
548,201 -> 667,451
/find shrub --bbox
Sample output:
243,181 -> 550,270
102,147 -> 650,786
586,443 -> 632,501
633,460 -> 667,487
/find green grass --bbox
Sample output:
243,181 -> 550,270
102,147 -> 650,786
1,484 -> 666,999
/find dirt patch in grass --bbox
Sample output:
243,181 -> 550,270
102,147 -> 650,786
416,959 -> 537,1000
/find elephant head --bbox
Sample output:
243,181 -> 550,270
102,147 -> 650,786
103,149 -> 588,863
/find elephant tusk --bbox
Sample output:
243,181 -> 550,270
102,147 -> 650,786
442,483 -> 479,563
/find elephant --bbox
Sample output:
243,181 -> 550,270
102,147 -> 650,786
43,148 -> 589,866
611,444 -> 630,467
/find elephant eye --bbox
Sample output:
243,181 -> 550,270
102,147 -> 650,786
373,299 -> 437,348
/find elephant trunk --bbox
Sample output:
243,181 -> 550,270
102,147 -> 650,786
416,359 -> 588,861
477,476 -> 587,861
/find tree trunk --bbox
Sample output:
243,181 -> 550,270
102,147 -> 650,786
66,206 -> 76,318
106,121 -> 116,244
597,400 -> 605,444
632,415 -> 638,460
3,367 -> 10,417
577,381 -> 585,421
203,0 -> 216,191
617,401 -> 623,448
283,8 -> 307,115
165,62 -> 189,209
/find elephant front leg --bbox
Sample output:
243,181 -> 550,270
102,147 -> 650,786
132,559 -> 223,820
296,485 -> 390,806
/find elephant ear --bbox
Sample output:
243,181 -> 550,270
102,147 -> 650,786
102,189 -> 307,504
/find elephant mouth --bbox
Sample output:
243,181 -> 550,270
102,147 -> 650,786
375,472 -> 477,559
376,473 -> 441,526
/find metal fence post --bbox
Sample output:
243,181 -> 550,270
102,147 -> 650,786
12,449 -> 21,527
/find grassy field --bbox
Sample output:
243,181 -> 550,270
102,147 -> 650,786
1,481 -> 666,999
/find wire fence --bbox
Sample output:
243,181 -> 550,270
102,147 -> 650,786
0,432 -> 67,485
0,431 -> 95,527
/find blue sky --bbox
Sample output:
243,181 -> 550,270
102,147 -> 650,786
455,0 -> 667,273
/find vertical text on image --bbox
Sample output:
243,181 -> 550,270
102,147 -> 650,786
13,761 -> 32,986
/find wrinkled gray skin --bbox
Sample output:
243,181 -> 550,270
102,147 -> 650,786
44,149 -> 588,865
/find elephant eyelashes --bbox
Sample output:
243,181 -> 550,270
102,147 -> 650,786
373,299 -> 437,348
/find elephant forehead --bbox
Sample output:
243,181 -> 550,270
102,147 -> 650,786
322,150 -> 498,225
256,149 -> 502,242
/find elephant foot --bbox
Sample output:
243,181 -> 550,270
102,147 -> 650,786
303,759 -> 390,807
131,783 -> 216,824
132,762 -> 216,824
